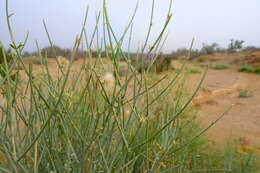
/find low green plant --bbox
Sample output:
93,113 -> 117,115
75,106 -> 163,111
195,63 -> 208,67
195,63 -> 229,70
209,63 -> 229,70
188,68 -> 201,73
253,67 -> 260,74
238,90 -> 253,98
238,65 -> 254,73
238,65 -> 260,74
131,54 -> 172,73
169,48 -> 202,59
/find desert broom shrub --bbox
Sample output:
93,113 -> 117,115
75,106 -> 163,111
0,0 -> 260,172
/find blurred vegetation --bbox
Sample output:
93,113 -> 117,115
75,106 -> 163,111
228,39 -> 244,53
209,63 -> 230,70
131,54 -> 172,73
0,45 -> 16,80
238,89 -> 253,98
187,68 -> 201,74
238,65 -> 260,74
195,63 -> 229,70
20,39 -> 260,71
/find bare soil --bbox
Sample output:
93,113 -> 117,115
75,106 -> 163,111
184,51 -> 260,146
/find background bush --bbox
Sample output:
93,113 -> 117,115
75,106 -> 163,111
131,54 -> 172,73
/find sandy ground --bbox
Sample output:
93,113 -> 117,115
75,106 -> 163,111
183,51 -> 260,146
189,68 -> 260,145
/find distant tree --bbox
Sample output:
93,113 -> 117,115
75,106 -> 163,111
170,48 -> 189,59
228,39 -> 244,53
169,48 -> 202,60
41,45 -> 63,58
201,43 -> 219,54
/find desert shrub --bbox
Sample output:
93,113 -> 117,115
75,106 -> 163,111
40,45 -> 87,59
170,48 -> 189,59
196,55 -> 207,62
188,68 -> 201,73
253,67 -> 260,74
154,55 -> 172,72
238,65 -> 260,74
238,65 -> 254,73
41,45 -> 64,58
201,42 -> 219,54
189,49 -> 203,59
238,89 -> 253,98
170,48 -> 202,59
195,63 -> 209,67
209,63 -> 229,70
131,54 -> 171,73
228,39 -> 244,53
1,0 -> 260,172
195,63 -> 229,70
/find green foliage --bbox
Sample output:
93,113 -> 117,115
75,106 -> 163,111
0,45 -> 15,78
196,55 -> 207,62
169,48 -> 202,59
238,65 -> 260,74
201,42 -> 219,54
253,67 -> 260,74
131,54 -> 172,73
195,63 -> 209,67
238,90 -> 253,98
196,63 -> 229,70
209,63 -> 229,70
228,39 -> 245,53
154,56 -> 172,72
195,63 -> 229,70
188,68 -> 201,73
1,0 -> 260,172
238,65 -> 255,73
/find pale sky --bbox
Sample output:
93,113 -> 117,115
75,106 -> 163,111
1,0 -> 260,53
